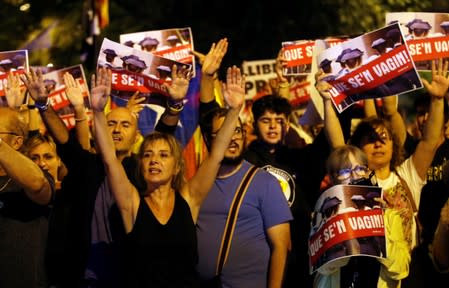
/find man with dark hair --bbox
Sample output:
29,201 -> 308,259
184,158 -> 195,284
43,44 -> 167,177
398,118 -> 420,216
244,94 -> 331,288
197,66 -> 292,287
197,39 -> 332,287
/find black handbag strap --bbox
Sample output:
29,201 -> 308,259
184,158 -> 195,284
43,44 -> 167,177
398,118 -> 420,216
215,165 -> 258,275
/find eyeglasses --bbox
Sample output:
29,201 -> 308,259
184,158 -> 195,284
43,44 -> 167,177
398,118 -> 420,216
211,126 -> 244,139
336,165 -> 369,181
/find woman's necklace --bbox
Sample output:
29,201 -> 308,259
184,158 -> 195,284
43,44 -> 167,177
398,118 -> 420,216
0,178 -> 12,192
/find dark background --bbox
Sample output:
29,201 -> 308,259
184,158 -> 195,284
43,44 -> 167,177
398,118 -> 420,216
1,0 -> 448,76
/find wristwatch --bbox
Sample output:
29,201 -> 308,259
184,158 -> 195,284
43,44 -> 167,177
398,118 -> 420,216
167,99 -> 185,114
34,99 -> 50,112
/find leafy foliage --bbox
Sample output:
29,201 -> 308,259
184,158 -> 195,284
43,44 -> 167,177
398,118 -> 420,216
1,0 -> 446,73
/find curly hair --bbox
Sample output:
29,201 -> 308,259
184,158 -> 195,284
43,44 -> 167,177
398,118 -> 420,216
251,94 -> 291,136
349,116 -> 405,170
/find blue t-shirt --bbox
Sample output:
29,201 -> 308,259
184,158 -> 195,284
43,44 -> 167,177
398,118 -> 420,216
196,160 -> 293,288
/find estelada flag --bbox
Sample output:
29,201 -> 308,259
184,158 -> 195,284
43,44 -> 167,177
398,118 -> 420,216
96,0 -> 109,29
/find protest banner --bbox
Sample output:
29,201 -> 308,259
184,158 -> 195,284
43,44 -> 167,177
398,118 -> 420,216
241,58 -> 277,100
0,50 -> 28,105
282,38 -> 346,76
316,23 -> 422,113
240,58 -> 313,127
97,38 -> 192,107
309,184 -> 386,274
241,59 -> 312,106
120,27 -> 195,77
42,64 -> 90,129
386,12 -> 449,71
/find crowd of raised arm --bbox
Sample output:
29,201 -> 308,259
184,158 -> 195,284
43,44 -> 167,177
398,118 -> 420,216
1,35 -> 449,288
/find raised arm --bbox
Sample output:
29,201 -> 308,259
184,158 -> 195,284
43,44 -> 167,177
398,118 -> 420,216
20,69 -> 69,144
275,47 -> 290,99
185,66 -> 244,220
5,71 -> 26,109
4,72 -> 42,132
91,68 -> 139,232
157,64 -> 193,129
382,95 -> 407,146
363,98 -> 377,118
315,70 -> 345,149
126,91 -> 145,120
0,134 -> 52,205
64,72 -> 91,150
199,38 -> 228,104
413,59 -> 448,179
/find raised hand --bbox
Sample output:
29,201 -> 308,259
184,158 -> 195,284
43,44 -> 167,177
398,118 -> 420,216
5,71 -> 26,108
191,50 -> 206,66
275,48 -> 288,83
422,59 -> 449,99
201,38 -> 228,76
90,68 -> 112,112
222,65 -> 245,110
126,91 -> 145,118
314,69 -> 334,101
164,65 -> 192,102
64,72 -> 85,107
19,69 -> 48,104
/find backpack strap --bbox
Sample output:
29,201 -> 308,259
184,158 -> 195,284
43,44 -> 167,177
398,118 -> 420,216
215,165 -> 259,275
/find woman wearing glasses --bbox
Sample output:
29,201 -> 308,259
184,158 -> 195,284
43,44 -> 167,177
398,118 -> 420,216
315,59 -> 449,287
313,145 -> 408,288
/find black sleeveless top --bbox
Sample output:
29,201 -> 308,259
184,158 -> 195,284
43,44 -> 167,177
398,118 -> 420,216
122,192 -> 199,288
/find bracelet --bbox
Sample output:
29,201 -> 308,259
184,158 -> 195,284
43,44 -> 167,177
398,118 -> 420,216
167,99 -> 185,111
34,98 -> 50,112
167,105 -> 184,115
75,117 -> 87,122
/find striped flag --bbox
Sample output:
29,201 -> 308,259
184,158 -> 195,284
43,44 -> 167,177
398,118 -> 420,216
96,0 -> 109,29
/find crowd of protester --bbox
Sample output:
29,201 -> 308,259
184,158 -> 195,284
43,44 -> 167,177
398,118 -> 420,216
0,35 -> 448,288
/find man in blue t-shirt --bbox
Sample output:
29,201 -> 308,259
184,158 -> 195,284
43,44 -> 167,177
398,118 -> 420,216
197,106 -> 292,288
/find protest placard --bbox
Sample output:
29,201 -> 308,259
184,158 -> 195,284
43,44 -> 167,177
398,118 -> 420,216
282,38 -> 345,76
309,184 -> 386,274
241,59 -> 312,106
120,27 -> 195,77
386,12 -> 449,71
97,38 -> 192,106
316,23 -> 422,113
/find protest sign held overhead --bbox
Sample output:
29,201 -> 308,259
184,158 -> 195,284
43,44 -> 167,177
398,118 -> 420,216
282,38 -> 346,76
316,22 -> 422,113
386,12 -> 449,71
242,58 -> 312,107
97,38 -> 192,106
309,184 -> 386,274
120,27 -> 195,77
